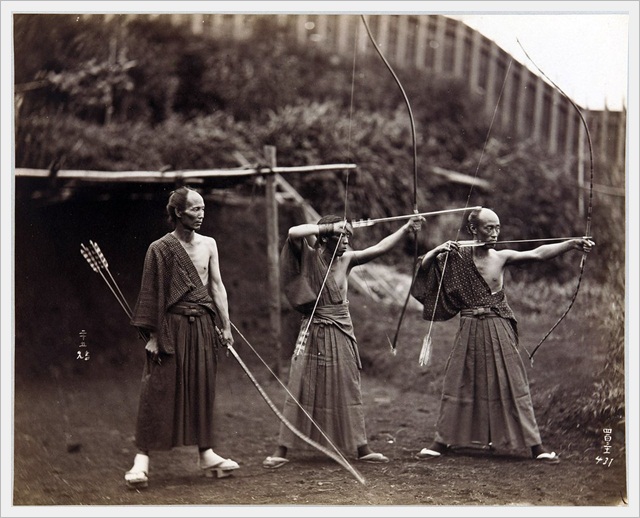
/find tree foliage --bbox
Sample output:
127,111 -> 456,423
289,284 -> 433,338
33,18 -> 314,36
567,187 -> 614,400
14,15 -> 621,277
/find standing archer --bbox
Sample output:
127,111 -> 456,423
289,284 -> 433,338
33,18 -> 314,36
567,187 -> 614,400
125,186 -> 238,488
263,214 -> 425,469
411,207 -> 594,463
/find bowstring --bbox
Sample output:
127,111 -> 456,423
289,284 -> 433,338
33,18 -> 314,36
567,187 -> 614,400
294,240 -> 342,356
419,58 -> 513,365
346,17 -> 398,349
462,58 -> 513,216
295,21 -> 362,358
343,19 -> 359,223
344,15 -> 416,355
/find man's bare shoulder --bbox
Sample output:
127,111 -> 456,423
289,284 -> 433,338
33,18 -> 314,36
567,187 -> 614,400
494,247 -> 526,264
194,233 -> 215,243
194,233 -> 217,251
337,251 -> 355,268
483,248 -> 512,264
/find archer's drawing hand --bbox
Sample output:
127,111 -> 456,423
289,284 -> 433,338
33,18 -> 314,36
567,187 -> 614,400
435,240 -> 460,255
333,220 -> 350,235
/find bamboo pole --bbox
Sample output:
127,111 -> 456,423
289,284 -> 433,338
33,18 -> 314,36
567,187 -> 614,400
14,164 -> 357,183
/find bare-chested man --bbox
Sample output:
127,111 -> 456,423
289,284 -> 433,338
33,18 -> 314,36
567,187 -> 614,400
411,207 -> 594,464
263,213 -> 424,469
125,186 -> 238,488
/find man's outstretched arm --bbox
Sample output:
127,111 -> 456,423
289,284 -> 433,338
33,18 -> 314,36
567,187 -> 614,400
351,216 -> 424,266
503,237 -> 595,265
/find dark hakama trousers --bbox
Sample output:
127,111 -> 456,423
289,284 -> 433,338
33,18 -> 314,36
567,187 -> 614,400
278,322 -> 367,456
135,310 -> 218,451
435,314 -> 542,451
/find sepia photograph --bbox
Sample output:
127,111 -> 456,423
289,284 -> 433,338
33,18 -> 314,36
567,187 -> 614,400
2,1 -> 638,517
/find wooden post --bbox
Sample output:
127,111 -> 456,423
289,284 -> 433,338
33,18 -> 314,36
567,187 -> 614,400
264,145 -> 282,375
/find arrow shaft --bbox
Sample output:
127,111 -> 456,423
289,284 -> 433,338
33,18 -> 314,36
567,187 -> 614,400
81,242 -> 147,341
457,236 -> 588,247
89,242 -> 135,315
353,206 -> 482,228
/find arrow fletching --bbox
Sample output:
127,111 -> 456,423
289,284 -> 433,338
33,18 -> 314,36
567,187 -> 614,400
351,219 -> 375,228
418,333 -> 433,367
80,244 -> 100,272
90,240 -> 108,269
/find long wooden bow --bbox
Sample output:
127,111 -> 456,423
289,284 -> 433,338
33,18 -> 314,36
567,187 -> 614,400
516,39 -> 595,362
360,14 -> 420,353
228,324 -> 365,484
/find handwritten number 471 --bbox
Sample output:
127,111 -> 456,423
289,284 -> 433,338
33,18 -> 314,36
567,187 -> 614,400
595,456 -> 614,467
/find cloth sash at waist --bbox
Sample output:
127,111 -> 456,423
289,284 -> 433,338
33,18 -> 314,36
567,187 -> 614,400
168,303 -> 213,322
294,302 -> 356,356
460,307 -> 499,319
308,302 -> 356,342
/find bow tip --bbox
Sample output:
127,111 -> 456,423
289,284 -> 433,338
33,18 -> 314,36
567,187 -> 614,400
385,335 -> 397,354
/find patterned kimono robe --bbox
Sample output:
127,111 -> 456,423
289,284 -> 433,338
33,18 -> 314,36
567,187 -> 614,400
278,237 -> 367,455
411,247 -> 542,451
131,233 -> 221,451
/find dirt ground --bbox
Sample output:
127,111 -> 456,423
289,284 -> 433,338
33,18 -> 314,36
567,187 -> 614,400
12,315 -> 628,513
9,193 -> 629,515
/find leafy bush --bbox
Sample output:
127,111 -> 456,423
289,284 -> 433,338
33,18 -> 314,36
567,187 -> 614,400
561,268 -> 625,439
